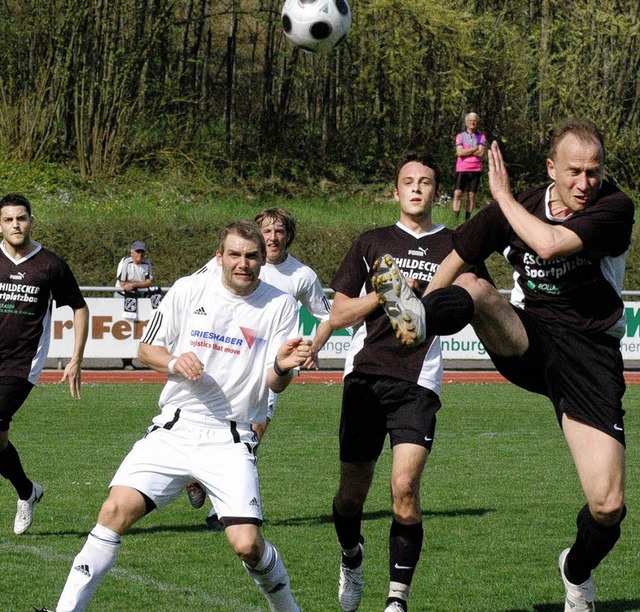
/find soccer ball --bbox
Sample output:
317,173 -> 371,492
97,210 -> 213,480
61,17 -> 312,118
281,0 -> 351,54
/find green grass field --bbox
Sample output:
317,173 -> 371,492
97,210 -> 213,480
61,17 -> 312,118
1,381 -> 638,611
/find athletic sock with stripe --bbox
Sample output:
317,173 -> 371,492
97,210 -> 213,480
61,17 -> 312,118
56,524 -> 121,612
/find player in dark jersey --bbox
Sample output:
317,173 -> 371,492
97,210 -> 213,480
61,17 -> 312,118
375,118 -> 633,611
0,194 -> 89,535
329,152 -> 481,612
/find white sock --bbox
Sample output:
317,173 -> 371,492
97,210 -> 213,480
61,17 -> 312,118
56,524 -> 121,612
244,540 -> 299,611
388,580 -> 410,601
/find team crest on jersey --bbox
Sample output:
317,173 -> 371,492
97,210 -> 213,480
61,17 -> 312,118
240,326 -> 266,350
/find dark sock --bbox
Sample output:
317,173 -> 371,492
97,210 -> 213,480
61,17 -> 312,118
422,285 -> 474,335
389,519 -> 423,587
0,441 -> 32,499
333,499 -> 363,558
565,504 -> 627,584
465,211 -> 471,220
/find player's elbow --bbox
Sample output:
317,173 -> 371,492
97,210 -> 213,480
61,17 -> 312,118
329,310 -> 351,330
137,342 -> 152,364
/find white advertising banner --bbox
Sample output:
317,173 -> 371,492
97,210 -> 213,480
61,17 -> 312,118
49,298 -> 640,362
48,298 -> 355,360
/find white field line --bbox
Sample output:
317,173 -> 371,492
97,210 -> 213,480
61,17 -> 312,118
2,542 -> 263,611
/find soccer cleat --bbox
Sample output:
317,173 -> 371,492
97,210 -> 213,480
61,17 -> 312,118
371,254 -> 426,347
206,512 -> 225,532
384,602 -> 407,612
33,608 -> 53,611
14,482 -> 43,535
186,482 -> 206,509
338,539 -> 364,611
559,548 -> 596,611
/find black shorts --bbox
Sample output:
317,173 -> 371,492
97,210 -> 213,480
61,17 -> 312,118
0,377 -> 34,432
454,171 -> 482,194
488,307 -> 626,445
339,372 -> 441,463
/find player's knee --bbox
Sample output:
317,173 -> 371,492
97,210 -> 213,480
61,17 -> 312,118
391,476 -> 420,515
335,489 -> 365,516
97,490 -> 145,533
455,273 -> 489,294
590,494 -> 625,526
97,499 -> 131,533
230,535 -> 262,566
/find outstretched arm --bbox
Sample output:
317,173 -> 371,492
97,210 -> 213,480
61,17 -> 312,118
424,250 -> 472,295
304,320 -> 335,369
267,338 -> 312,393
329,291 -> 379,330
60,305 -> 89,399
488,141 -> 582,259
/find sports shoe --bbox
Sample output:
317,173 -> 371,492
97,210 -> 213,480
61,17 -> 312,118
338,539 -> 364,611
558,548 -> 596,611
206,512 -> 225,532
14,482 -> 43,535
384,602 -> 407,612
186,482 -> 206,509
371,254 -> 426,347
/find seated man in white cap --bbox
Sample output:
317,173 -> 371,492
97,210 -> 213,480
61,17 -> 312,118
115,240 -> 155,369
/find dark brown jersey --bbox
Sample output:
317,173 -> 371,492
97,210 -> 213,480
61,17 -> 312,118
0,242 -> 86,382
331,223 -> 457,389
453,181 -> 634,335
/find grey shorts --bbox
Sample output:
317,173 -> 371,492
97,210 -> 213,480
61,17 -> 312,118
488,307 -> 626,445
339,373 -> 441,463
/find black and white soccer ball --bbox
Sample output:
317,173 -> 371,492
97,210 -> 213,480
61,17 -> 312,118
281,0 -> 351,54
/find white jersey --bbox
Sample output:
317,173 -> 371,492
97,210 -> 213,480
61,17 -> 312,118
197,254 -> 330,322
260,255 -> 330,321
141,273 -> 299,425
116,256 -> 153,288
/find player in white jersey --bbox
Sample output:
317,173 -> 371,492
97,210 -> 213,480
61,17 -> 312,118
188,208 -> 334,528
46,221 -> 310,612
196,207 -> 332,422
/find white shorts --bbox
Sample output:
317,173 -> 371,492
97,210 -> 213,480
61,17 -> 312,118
110,415 -> 262,523
266,389 -> 278,421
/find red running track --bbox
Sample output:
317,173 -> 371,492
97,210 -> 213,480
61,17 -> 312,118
39,370 -> 640,384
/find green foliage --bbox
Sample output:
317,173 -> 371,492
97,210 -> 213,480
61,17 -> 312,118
1,382 -> 639,610
0,0 -> 638,188
0,157 -> 637,291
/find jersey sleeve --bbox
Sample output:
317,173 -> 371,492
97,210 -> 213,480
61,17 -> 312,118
265,294 -> 300,369
297,273 -> 331,322
562,185 -> 634,258
140,276 -> 188,351
51,260 -> 86,310
330,238 -> 369,298
144,259 -> 154,280
116,257 -> 127,282
453,202 -> 512,264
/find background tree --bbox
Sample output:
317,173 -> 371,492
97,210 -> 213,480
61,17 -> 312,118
0,0 -> 637,190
